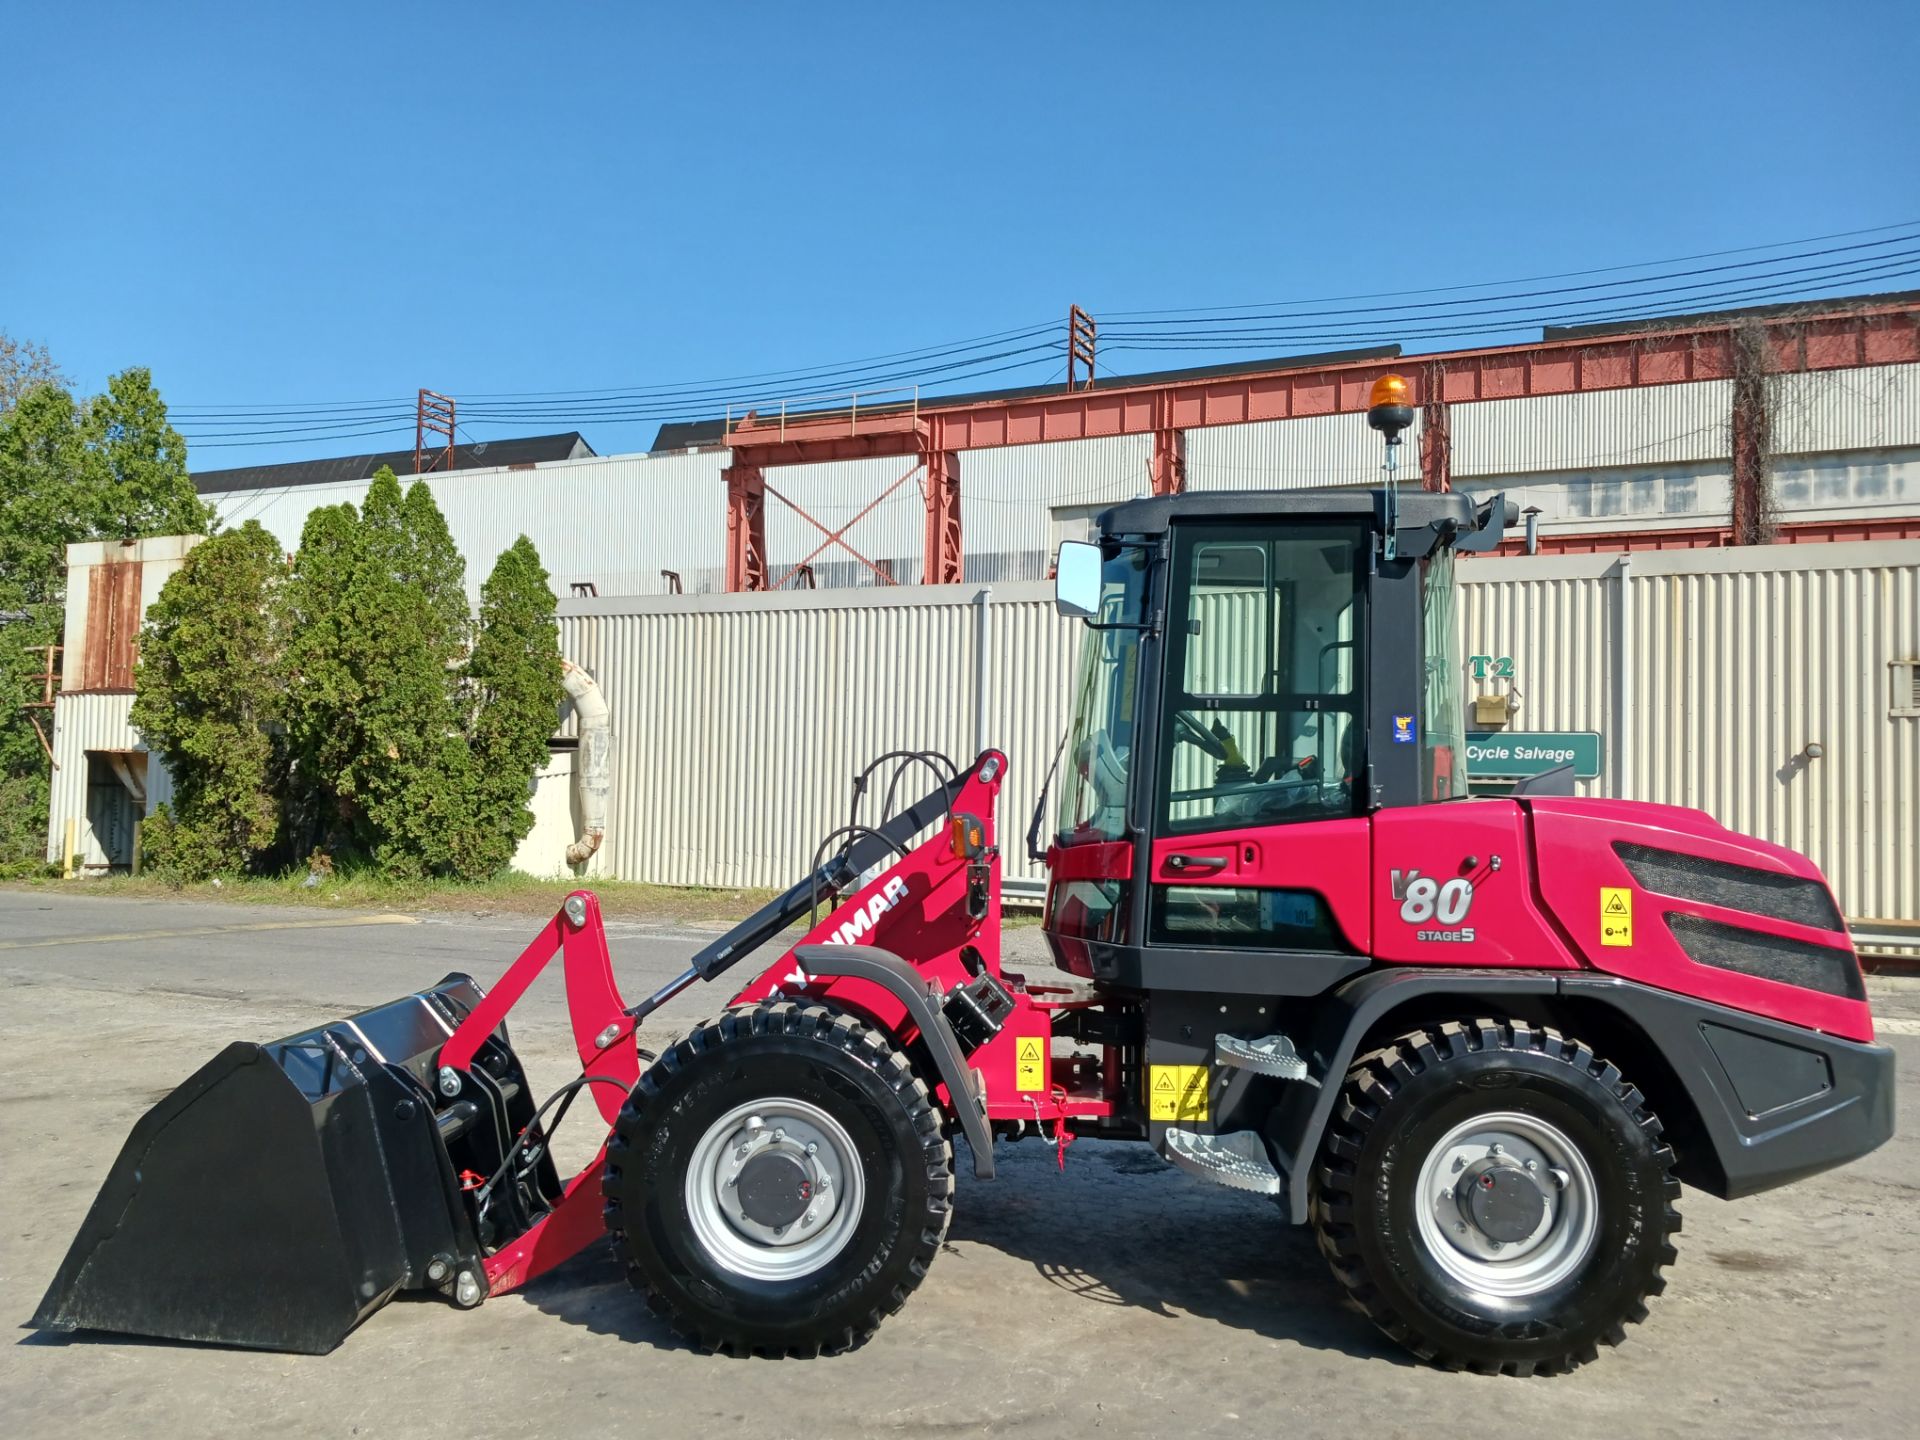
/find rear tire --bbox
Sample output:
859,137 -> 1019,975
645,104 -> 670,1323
1311,1018 -> 1680,1376
603,1001 -> 952,1356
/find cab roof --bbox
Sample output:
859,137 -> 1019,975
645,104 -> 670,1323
1099,486 -> 1482,538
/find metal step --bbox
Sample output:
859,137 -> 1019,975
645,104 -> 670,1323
1215,1032 -> 1314,1083
1162,1128 -> 1282,1195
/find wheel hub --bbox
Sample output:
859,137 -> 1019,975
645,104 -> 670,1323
1413,1111 -> 1599,1299
684,1098 -> 866,1282
737,1152 -> 813,1228
1456,1158 -> 1548,1244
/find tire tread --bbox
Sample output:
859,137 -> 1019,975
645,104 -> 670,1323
602,1001 -> 952,1357
1310,1017 -> 1681,1377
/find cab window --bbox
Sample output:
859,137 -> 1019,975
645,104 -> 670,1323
1158,523 -> 1366,833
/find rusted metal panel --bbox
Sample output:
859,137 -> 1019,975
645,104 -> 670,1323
79,559 -> 142,692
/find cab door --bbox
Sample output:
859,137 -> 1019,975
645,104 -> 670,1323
1146,522 -> 1373,960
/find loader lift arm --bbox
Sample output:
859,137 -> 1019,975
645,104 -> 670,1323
435,753 -> 993,1301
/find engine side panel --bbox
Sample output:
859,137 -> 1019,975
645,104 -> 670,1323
1527,799 -> 1871,1043
1369,802 -> 1580,968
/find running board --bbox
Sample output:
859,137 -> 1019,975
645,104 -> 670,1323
1162,1128 -> 1282,1196
1215,1033 -> 1315,1083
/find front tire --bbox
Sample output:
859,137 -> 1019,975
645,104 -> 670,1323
603,1001 -> 952,1356
1311,1018 -> 1681,1376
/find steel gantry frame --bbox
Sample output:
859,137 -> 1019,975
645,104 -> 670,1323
719,299 -> 1920,589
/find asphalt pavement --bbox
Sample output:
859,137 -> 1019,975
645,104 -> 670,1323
3,888 -> 1917,1440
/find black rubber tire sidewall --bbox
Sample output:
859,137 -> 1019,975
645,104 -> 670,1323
1346,1042 -> 1670,1367
609,1016 -> 942,1352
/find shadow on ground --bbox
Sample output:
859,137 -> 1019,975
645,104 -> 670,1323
944,1138 -> 1407,1365
520,1134 -> 1404,1366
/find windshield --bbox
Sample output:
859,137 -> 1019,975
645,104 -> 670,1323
1421,548 -> 1469,799
1056,543 -> 1149,846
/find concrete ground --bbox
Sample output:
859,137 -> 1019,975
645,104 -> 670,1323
2,889 -> 1915,1440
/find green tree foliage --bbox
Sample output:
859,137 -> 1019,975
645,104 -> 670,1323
281,502 -> 365,853
130,523 -> 288,880
88,369 -> 211,541
283,469 -> 493,879
0,356 -> 211,873
463,537 -> 563,875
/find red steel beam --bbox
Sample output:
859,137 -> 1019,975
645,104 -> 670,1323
723,462 -> 767,591
1420,360 -> 1451,494
1150,427 -> 1185,496
923,448 -> 962,585
724,302 -> 1920,466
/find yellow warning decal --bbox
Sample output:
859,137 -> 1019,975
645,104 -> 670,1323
1148,1064 -> 1209,1122
1015,1036 -> 1046,1092
1600,886 -> 1634,947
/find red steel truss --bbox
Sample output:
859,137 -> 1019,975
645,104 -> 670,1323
721,300 -> 1920,589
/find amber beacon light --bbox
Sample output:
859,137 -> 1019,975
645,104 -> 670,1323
1366,373 -> 1415,438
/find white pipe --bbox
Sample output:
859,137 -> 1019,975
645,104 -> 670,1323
973,586 -> 992,758
560,660 -> 611,866
1613,554 -> 1633,801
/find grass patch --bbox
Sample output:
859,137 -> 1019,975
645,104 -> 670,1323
2,868 -> 778,925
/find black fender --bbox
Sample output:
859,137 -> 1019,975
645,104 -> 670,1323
792,944 -> 996,1180
1264,967 -> 1896,1222
1265,968 -> 1558,1223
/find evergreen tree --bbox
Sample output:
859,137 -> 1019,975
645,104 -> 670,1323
401,478 -> 470,659
283,470 -> 477,877
130,523 -> 287,879
281,502 -> 366,854
462,537 -> 563,876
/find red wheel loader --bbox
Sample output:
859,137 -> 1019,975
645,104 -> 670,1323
35,479 -> 1895,1375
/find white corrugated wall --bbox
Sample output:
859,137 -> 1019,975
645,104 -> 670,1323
557,584 -> 1076,891
1458,554 -> 1618,790
44,693 -> 171,868
1623,547 -> 1919,926
543,545 -> 1916,925
1460,542 -> 1920,926
207,449 -> 729,599
1185,409 -> 1426,492
1450,380 -> 1733,477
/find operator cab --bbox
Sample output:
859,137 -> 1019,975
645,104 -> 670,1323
1044,486 -> 1510,985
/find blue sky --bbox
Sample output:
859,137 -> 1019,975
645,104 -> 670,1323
4,2 -> 1917,466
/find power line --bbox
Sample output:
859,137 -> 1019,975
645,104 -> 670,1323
173,222 -> 1920,447
1096,233 -> 1919,333
170,321 -> 1064,419
1098,255 -> 1920,353
1097,219 -> 1920,318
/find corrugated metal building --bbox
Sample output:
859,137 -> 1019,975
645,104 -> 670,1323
44,536 -> 201,871
42,531 -> 1917,944
197,362 -> 1920,598
537,541 -> 1917,931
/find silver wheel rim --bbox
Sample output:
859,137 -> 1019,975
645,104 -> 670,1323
683,1098 -> 866,1282
1412,1110 -> 1599,1299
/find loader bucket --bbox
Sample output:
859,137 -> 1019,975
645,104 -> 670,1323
31,976 -> 528,1355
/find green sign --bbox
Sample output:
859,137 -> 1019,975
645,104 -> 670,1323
1465,731 -> 1603,779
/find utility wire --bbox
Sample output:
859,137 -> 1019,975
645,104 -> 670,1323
1096,219 -> 1920,317
1096,233 -> 1919,332
175,224 -> 1920,446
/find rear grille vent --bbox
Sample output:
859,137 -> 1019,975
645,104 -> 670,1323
1614,843 -> 1843,931
1667,913 -> 1864,1000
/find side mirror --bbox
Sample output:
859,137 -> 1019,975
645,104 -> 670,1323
1053,541 -> 1102,619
